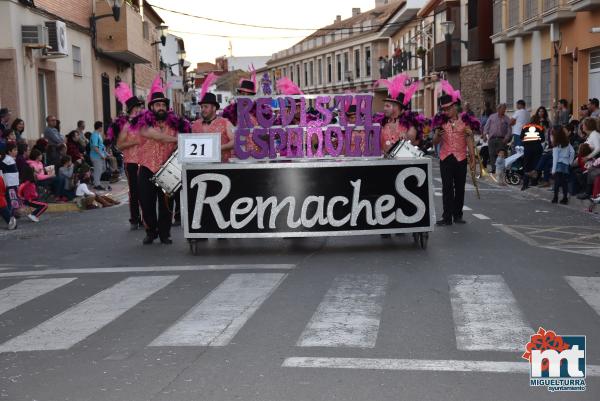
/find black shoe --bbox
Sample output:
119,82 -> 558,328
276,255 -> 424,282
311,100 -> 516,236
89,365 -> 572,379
160,237 -> 173,245
436,219 -> 452,226
551,196 -> 558,204
560,197 -> 569,205
453,217 -> 466,224
521,185 -> 528,191
94,185 -> 106,191
143,234 -> 157,245
380,234 -> 391,238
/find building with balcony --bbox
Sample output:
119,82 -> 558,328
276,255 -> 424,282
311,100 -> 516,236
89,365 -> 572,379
493,0 -> 600,112
92,0 -> 164,128
261,0 -> 424,110
0,0 -> 96,138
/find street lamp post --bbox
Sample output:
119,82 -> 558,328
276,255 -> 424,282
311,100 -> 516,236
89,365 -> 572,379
152,25 -> 169,47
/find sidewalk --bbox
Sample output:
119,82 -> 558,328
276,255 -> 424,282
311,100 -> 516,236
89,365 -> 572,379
46,178 -> 131,213
478,175 -> 599,216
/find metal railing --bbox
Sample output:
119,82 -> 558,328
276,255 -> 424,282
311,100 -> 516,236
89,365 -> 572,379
525,0 -> 539,20
508,0 -> 520,27
543,0 -> 559,11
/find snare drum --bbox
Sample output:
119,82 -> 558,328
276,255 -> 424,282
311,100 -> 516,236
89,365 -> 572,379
151,150 -> 182,196
387,139 -> 424,159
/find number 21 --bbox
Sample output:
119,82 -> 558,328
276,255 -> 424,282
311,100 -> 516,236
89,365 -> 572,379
190,143 -> 205,156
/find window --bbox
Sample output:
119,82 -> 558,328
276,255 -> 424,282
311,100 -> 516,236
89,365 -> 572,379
493,1 -> 503,35
72,45 -> 82,76
343,52 -> 349,74
143,21 -> 150,40
354,49 -> 361,79
309,60 -> 314,86
365,46 -> 371,76
434,12 -> 445,44
336,54 -> 342,82
115,77 -> 122,115
523,64 -> 532,108
283,67 -> 287,77
506,68 -> 514,108
327,56 -> 332,83
541,59 -> 552,108
304,62 -> 308,86
508,0 -> 519,28
318,59 -> 323,85
296,64 -> 300,85
290,67 -> 294,82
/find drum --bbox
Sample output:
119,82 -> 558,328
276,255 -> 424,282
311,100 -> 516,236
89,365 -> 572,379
387,139 -> 424,159
151,150 -> 182,196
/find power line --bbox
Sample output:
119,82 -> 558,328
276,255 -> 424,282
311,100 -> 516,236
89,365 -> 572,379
168,29 -> 307,40
148,2 -> 423,33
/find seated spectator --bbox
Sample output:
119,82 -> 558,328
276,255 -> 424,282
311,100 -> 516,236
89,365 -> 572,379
66,130 -> 84,165
0,171 -> 17,230
0,142 -> 19,213
27,148 -> 55,189
57,155 -> 75,201
3,130 -> 17,144
15,142 -> 29,181
103,138 -> 120,183
32,138 -> 49,163
18,166 -> 47,222
9,118 -> 26,144
577,117 -> 600,199
551,126 -> 575,204
75,173 -> 120,209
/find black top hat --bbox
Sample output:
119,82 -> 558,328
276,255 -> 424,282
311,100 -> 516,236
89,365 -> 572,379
346,105 -> 357,115
237,80 -> 256,95
199,92 -> 220,109
385,93 -> 406,107
148,92 -> 170,108
439,93 -> 458,109
125,96 -> 144,113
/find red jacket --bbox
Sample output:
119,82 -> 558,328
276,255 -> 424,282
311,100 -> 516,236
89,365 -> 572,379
0,175 -> 7,209
18,181 -> 38,202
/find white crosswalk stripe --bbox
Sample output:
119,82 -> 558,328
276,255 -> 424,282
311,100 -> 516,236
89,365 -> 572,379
297,274 -> 388,348
2,274 -> 600,354
0,278 -> 77,316
150,273 -> 287,347
0,276 -> 177,352
448,275 -> 532,351
565,276 -> 600,316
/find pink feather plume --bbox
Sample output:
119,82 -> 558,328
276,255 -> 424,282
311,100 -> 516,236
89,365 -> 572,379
276,77 -> 303,95
200,72 -> 218,100
440,80 -> 461,102
403,81 -> 421,106
147,75 -> 164,104
115,82 -> 133,106
375,73 -> 410,101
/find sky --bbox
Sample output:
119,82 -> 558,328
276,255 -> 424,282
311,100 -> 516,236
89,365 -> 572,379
147,0 -> 378,67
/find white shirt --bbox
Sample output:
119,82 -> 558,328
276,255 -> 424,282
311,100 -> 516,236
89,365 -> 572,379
585,130 -> 600,159
75,183 -> 95,197
512,109 -> 530,136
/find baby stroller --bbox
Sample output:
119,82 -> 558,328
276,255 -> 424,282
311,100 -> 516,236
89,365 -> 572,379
504,146 -> 525,186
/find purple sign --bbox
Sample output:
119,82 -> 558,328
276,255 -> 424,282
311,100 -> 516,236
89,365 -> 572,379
233,94 -> 381,160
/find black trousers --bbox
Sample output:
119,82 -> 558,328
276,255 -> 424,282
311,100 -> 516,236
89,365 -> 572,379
440,155 -> 467,222
138,166 -> 173,239
125,163 -> 141,224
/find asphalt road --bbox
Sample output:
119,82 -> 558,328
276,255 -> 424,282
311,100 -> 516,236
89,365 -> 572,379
1,163 -> 599,401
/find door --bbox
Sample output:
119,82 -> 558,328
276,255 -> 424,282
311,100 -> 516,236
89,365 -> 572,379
38,72 -> 47,135
101,73 -> 111,132
590,48 -> 600,99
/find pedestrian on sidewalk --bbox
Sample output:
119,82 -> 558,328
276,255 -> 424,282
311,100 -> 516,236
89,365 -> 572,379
577,117 -> 600,199
482,103 -> 511,173
18,166 -> 47,223
551,127 -> 575,204
0,142 -> 20,215
89,121 -> 107,190
432,81 -> 476,226
510,100 -> 530,150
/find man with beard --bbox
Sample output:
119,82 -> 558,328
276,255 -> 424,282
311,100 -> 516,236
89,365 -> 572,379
191,73 -> 235,162
114,82 -> 145,230
376,74 -> 421,154
137,85 -> 180,245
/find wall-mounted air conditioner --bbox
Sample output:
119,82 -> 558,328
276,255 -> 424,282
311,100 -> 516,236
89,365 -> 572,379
42,21 -> 69,58
21,25 -> 49,49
